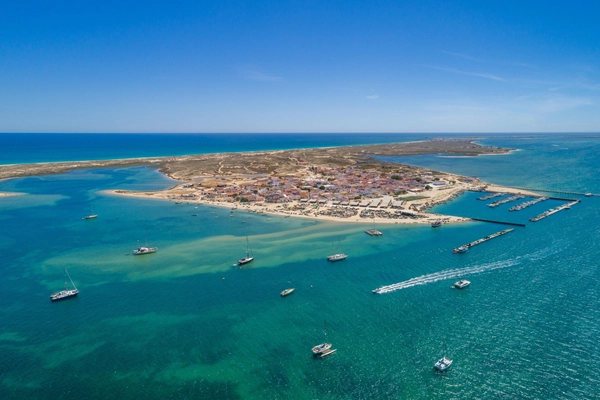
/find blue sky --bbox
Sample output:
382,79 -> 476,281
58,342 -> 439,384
1,0 -> 599,133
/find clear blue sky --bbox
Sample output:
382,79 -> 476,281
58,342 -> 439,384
2,0 -> 599,133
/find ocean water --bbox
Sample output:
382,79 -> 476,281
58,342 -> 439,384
0,134 -> 599,399
0,132 -> 461,165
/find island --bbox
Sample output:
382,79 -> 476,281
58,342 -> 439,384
0,139 -> 535,225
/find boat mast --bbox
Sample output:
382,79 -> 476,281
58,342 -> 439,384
64,268 -> 77,290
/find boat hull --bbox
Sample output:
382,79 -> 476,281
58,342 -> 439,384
50,289 -> 79,301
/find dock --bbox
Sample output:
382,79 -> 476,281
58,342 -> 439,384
487,194 -> 525,208
453,228 -> 514,253
529,201 -> 579,222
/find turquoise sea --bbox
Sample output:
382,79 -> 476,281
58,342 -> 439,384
1,134 -> 599,399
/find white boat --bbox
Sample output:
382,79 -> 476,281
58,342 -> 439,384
280,288 -> 295,297
365,229 -> 383,236
83,214 -> 98,220
50,268 -> 79,301
133,246 -> 157,255
454,280 -> 470,289
434,356 -> 453,371
327,253 -> 347,262
312,322 -> 332,355
238,236 -> 254,265
453,245 -> 468,254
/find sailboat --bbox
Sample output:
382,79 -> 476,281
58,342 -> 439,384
50,268 -> 79,301
312,322 -> 333,356
237,236 -> 254,265
83,206 -> 97,220
133,233 -> 157,255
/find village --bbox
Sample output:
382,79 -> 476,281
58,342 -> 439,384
146,163 -> 481,224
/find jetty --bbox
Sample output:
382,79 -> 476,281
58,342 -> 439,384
487,195 -> 525,208
477,192 -> 505,201
509,196 -> 548,211
529,201 -> 579,222
453,228 -> 514,253
491,187 -> 597,197
470,218 -> 526,227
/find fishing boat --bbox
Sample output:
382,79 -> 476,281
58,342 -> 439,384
434,356 -> 453,371
50,268 -> 79,301
431,221 -> 442,228
280,288 -> 295,297
327,253 -> 347,262
238,236 -> 254,265
454,279 -> 470,289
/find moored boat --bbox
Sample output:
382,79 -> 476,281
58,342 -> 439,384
365,229 -> 382,236
133,246 -> 157,255
327,253 -> 347,262
238,236 -> 254,265
51,268 -> 79,301
434,356 -> 453,371
452,245 -> 468,254
431,221 -> 442,228
280,288 -> 295,297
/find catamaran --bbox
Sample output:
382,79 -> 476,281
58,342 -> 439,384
434,356 -> 453,371
238,236 -> 254,265
50,268 -> 79,301
133,234 -> 157,255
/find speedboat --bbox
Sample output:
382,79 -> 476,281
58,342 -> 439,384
434,356 -> 453,371
454,280 -> 470,289
327,253 -> 347,262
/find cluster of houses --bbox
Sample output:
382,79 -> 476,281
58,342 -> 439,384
174,164 -> 464,210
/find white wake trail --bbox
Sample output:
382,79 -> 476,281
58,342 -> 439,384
372,246 -> 559,294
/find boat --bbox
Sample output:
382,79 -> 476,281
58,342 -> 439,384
327,253 -> 347,262
585,193 -> 593,197
452,245 -> 468,254
280,288 -> 295,297
454,279 -> 470,289
312,325 -> 332,355
50,268 -> 79,301
365,229 -> 382,236
434,356 -> 453,371
238,236 -> 254,265
431,221 -> 442,228
83,214 -> 98,220
133,246 -> 157,255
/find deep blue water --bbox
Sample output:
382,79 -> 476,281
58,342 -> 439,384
0,132 -> 448,165
1,134 -> 599,399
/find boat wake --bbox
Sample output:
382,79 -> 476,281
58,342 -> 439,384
373,246 -> 559,294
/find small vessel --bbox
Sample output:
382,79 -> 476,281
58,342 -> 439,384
434,356 -> 453,371
280,288 -> 295,297
83,214 -> 98,220
431,221 -> 442,228
365,229 -> 383,236
452,245 -> 468,254
585,193 -> 592,197
454,280 -> 470,289
327,253 -> 347,262
238,236 -> 254,265
312,322 -> 332,356
133,246 -> 157,255
50,268 -> 79,301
